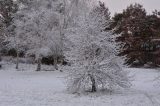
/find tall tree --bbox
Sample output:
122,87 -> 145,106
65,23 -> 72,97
0,0 -> 17,56
0,15 -> 6,53
11,0 -> 64,70
111,4 -> 150,66
111,3 -> 160,67
66,2 -> 130,93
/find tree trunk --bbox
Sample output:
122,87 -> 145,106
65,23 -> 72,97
54,56 -> 58,70
90,75 -> 97,92
36,58 -> 41,71
16,51 -> 19,69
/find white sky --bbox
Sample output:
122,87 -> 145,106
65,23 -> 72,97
100,0 -> 160,16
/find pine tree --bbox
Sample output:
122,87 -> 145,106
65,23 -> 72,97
111,4 -> 149,66
111,3 -> 160,67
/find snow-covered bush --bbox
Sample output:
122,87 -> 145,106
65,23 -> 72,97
66,1 -> 131,93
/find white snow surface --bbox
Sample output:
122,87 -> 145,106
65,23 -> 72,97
0,63 -> 160,106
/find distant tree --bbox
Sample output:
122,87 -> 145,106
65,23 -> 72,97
0,0 -> 18,56
67,1 -> 130,93
145,10 -> 160,66
111,3 -> 160,67
111,4 -> 152,66
11,0 -> 64,70
0,15 -> 6,54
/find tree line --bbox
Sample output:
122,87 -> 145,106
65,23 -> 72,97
0,0 -> 132,93
1,1 -> 160,68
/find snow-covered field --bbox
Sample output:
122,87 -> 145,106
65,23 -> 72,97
0,63 -> 160,106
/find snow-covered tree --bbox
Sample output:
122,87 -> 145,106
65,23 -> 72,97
12,0 -> 64,70
0,0 -> 17,27
0,15 -> 6,52
0,14 -> 5,37
0,0 -> 17,58
66,2 -> 131,93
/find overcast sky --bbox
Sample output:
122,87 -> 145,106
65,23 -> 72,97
100,0 -> 160,16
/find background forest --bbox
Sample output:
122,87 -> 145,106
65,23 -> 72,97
0,0 -> 160,106
0,0 -> 160,68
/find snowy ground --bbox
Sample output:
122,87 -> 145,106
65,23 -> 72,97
0,63 -> 160,106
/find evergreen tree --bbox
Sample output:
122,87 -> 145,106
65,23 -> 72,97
111,4 -> 152,66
